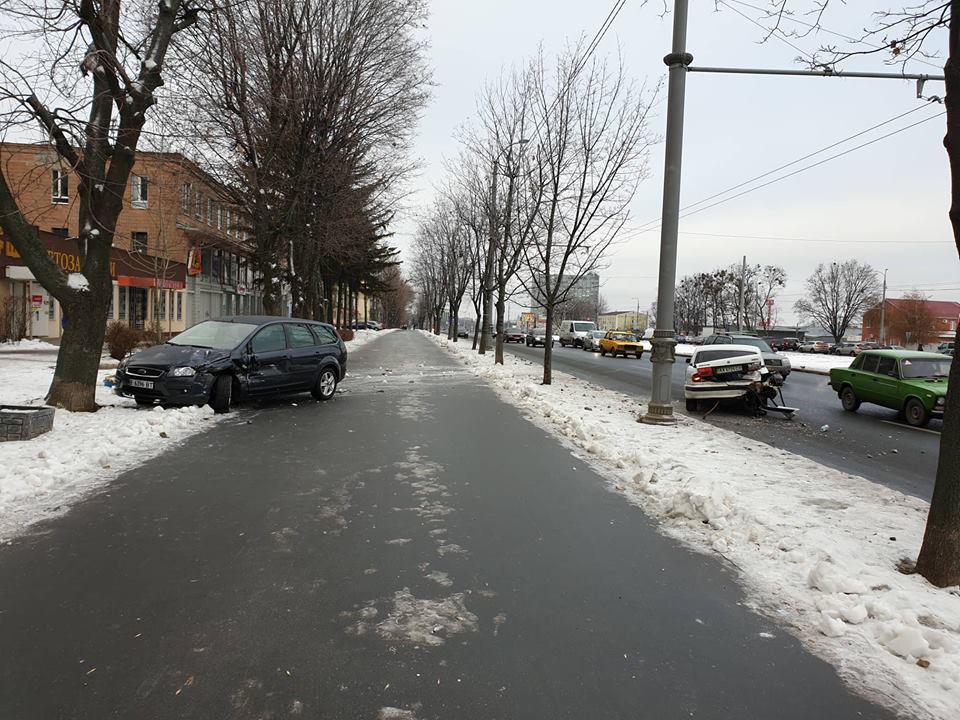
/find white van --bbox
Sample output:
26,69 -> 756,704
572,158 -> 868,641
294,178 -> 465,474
558,320 -> 597,348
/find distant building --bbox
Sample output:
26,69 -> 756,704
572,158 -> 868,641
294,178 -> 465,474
528,271 -> 600,320
598,310 -> 648,332
862,298 -> 960,346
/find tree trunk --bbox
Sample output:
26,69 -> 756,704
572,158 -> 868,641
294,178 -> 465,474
478,252 -> 494,354
542,303 -> 554,385
916,24 -> 960,585
494,294 -> 506,364
472,316 -> 480,349
45,292 -> 108,411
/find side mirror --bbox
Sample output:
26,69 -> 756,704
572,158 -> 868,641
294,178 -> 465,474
685,358 -> 691,364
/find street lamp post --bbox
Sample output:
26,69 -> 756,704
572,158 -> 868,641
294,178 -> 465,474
642,0 -> 691,426
879,268 -> 888,345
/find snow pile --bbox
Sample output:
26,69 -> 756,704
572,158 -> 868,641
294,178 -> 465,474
67,272 -> 90,291
346,328 -> 395,351
0,339 -> 59,352
424,330 -> 960,720
0,354 -> 218,539
781,351 -> 853,375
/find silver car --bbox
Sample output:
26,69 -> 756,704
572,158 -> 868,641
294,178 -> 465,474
581,330 -> 607,351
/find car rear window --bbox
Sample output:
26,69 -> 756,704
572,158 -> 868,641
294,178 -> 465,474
694,349 -> 757,363
286,324 -> 317,348
573,322 -> 595,332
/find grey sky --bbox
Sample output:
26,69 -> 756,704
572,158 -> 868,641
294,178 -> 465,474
397,1 -> 956,326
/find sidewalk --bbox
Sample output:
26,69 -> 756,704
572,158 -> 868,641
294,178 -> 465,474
0,331 -> 894,719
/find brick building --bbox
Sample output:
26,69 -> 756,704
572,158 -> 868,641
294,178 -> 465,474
862,298 -> 960,347
0,142 -> 264,340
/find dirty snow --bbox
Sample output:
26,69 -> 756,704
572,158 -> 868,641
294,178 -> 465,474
0,351 -> 218,539
67,272 -> 90,291
424,330 -> 960,720
0,339 -> 59,352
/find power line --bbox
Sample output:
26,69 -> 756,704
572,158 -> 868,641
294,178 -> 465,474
624,107 -> 944,238
717,0 -> 817,64
673,230 -> 953,245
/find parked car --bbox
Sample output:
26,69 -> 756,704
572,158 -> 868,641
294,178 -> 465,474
829,350 -> 949,427
701,334 -> 791,379
558,320 -> 597,348
798,340 -> 831,353
525,327 -> 553,347
114,316 -> 347,413
832,342 -> 860,356
582,330 -> 607,352
938,341 -> 955,354
504,329 -> 526,343
779,337 -> 800,351
599,331 -> 644,358
457,329 -> 469,338
684,345 -> 764,411
687,335 -> 705,345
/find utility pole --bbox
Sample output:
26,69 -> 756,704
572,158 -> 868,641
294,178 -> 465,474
642,0 -> 690,426
879,268 -> 888,345
738,255 -> 747,332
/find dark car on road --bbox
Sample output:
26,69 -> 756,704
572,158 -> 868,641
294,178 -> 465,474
115,316 -> 348,413
504,329 -> 526,343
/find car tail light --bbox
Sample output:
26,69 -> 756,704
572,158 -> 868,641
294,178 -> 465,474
748,362 -> 761,371
692,366 -> 713,382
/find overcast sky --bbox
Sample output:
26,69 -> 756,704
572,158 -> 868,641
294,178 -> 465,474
394,0 -> 957,326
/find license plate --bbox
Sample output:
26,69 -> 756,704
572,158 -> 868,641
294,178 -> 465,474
715,365 -> 744,375
128,379 -> 154,389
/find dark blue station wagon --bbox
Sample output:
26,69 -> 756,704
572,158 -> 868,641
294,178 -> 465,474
115,316 -> 348,413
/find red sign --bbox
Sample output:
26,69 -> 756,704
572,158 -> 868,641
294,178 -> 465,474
187,248 -> 202,276
31,294 -> 43,310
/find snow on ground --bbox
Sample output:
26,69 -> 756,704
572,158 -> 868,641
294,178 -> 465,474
0,350 -> 218,540
0,338 -> 59,352
424,330 -> 960,720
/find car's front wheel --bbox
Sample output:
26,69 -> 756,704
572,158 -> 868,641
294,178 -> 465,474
600,348 -> 607,356
904,397 -> 930,427
840,386 -> 860,412
635,352 -> 642,359
209,375 -> 233,414
312,367 -> 338,401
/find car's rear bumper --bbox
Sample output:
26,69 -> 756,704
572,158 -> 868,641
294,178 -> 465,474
684,380 -> 753,400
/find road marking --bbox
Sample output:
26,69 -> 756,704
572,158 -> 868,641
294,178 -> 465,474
880,420 -> 941,436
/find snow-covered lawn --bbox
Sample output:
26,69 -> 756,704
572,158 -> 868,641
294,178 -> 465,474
347,327 -> 395,350
0,352 -> 218,540
425,330 -> 960,720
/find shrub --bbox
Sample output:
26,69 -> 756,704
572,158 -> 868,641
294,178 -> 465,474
104,321 -> 141,360
337,328 -> 355,342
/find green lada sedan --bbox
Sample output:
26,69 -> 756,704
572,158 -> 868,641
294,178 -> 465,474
828,350 -> 949,427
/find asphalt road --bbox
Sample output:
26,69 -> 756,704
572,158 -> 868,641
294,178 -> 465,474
0,331 -> 896,720
504,342 -> 941,500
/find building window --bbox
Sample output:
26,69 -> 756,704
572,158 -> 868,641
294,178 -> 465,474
195,192 -> 203,219
51,227 -> 69,237
107,289 -> 114,319
52,169 -> 69,203
156,290 -> 167,320
180,183 -> 191,213
176,291 -> 183,321
217,205 -> 225,231
207,198 -> 214,225
225,209 -> 232,236
212,249 -> 222,281
131,175 -> 148,208
131,231 -> 148,253
119,286 -> 127,320
48,297 -> 56,320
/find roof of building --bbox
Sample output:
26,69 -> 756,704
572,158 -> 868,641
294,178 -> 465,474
883,298 -> 960,317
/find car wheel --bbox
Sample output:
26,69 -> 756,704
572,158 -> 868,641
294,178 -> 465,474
840,386 -> 860,412
209,375 -> 233,414
600,348 -> 606,356
904,397 -> 930,427
635,352 -> 642,359
312,367 -> 338,401
685,398 -> 698,411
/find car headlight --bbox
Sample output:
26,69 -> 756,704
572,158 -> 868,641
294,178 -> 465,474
170,366 -> 196,378
936,397 -> 945,406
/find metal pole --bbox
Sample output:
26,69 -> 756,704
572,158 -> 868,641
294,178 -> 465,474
738,255 -> 746,332
879,268 -> 888,345
642,0 -> 690,426
687,66 -> 944,82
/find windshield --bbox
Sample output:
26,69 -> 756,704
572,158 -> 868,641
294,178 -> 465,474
611,334 -> 637,342
573,322 -> 595,332
901,357 -> 951,379
695,349 -> 758,363
591,331 -> 606,338
168,321 -> 258,350
732,337 -> 773,352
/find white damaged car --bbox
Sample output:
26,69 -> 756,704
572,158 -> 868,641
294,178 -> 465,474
684,345 -> 765,412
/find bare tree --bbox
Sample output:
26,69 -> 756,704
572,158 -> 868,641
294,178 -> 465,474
738,0 -> 960,586
521,46 -> 656,384
889,290 -> 939,347
0,0 -> 201,410
794,261 -> 881,342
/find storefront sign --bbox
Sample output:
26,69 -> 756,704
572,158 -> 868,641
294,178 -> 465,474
187,247 -> 202,276
31,294 -> 43,310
